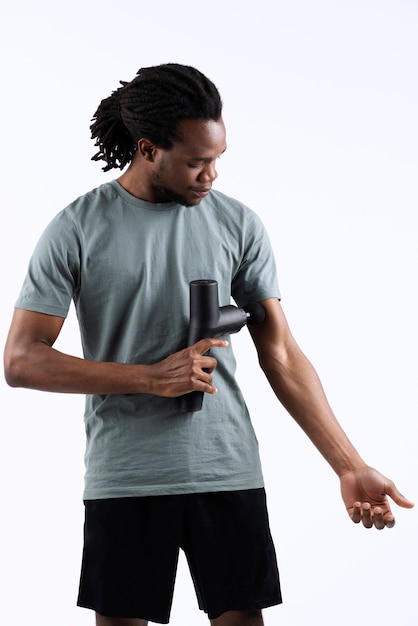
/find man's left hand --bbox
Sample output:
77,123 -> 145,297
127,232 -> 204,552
340,466 -> 414,529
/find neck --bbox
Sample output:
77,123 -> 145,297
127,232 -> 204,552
117,162 -> 158,202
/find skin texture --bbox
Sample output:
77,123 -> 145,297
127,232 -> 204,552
248,298 -> 414,528
118,118 -> 227,206
96,617 -> 148,626
3,308 -> 227,396
95,609 -> 263,626
3,117 -> 414,625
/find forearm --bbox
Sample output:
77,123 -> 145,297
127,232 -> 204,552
260,343 -> 366,476
5,342 -> 154,394
4,309 -> 227,397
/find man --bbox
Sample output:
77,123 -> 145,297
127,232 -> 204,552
3,64 -> 413,626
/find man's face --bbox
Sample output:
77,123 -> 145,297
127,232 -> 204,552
150,118 -> 227,206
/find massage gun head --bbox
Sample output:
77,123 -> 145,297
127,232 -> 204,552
243,302 -> 266,326
187,280 -> 265,345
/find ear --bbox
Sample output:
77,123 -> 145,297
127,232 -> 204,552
137,138 -> 158,162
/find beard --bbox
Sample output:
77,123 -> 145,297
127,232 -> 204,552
155,183 -> 191,207
151,171 -> 193,207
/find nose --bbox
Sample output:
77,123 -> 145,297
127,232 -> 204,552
198,161 -> 218,183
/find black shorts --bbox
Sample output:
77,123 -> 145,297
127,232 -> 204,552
77,488 -> 282,623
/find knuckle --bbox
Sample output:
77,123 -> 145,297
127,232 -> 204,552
210,357 -> 218,369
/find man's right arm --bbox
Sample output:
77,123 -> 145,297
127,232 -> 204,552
4,308 -> 227,397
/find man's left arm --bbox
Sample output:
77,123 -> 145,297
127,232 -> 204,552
248,298 -> 414,529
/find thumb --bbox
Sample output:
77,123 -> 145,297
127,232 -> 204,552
386,480 -> 414,509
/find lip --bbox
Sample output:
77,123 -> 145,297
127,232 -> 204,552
191,188 -> 211,198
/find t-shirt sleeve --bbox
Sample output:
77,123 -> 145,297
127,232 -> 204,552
231,208 -> 281,308
15,210 -> 80,318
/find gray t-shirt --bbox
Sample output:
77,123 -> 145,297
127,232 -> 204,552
16,181 -> 280,499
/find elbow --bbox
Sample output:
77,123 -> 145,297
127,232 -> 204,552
4,350 -> 30,388
257,353 -> 281,382
257,346 -> 286,372
257,345 -> 295,381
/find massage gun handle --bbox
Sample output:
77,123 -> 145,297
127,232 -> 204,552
178,307 -> 266,412
178,278 -> 265,413
178,302 -> 249,412
177,328 -> 223,413
178,389 -> 205,412
178,306 -> 250,412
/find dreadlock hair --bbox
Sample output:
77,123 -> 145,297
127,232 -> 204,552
90,63 -> 223,172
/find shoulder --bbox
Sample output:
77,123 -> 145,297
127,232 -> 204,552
41,181 -> 125,243
209,188 -> 251,212
59,181 -> 118,222
207,189 -> 264,227
32,182 -> 117,250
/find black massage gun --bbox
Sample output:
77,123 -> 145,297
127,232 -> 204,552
178,279 -> 265,412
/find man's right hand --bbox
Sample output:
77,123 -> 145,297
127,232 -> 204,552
4,309 -> 228,397
148,338 -> 228,397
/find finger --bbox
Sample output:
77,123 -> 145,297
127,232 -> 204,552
384,513 -> 396,529
193,338 -> 229,354
372,507 -> 386,530
199,373 -> 221,395
199,381 -> 218,394
362,503 -> 373,529
385,480 -> 415,509
189,373 -> 216,394
189,362 -> 213,385
200,355 -> 218,373
351,502 -> 362,524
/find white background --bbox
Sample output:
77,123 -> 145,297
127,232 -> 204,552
1,1 -> 417,624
